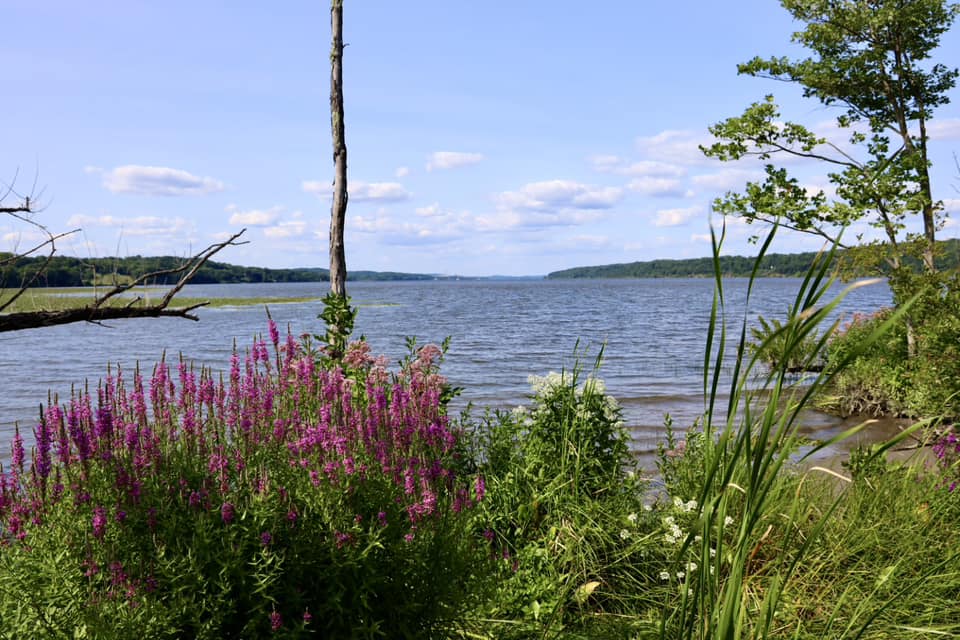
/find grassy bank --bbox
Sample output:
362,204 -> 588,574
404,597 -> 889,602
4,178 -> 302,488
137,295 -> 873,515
2,232 -> 959,638
0,287 -> 324,313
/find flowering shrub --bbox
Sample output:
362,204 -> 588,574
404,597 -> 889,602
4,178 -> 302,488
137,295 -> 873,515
474,365 -> 653,636
0,322 -> 486,638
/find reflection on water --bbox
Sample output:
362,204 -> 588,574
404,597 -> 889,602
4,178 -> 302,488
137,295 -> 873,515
0,278 -> 895,466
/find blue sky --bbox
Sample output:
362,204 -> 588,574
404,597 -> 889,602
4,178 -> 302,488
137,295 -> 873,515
3,1 -> 959,277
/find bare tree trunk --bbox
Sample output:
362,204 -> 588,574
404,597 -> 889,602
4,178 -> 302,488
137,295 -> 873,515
329,0 -> 348,297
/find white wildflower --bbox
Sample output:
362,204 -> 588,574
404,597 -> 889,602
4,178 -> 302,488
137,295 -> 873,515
627,512 -> 638,524
659,571 -> 670,581
619,529 -> 631,540
724,516 -> 734,528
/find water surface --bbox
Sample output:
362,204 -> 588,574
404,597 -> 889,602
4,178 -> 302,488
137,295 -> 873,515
0,278 -> 901,467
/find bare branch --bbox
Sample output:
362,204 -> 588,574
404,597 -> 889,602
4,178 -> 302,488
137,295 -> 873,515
92,229 -> 248,309
0,229 -> 248,333
0,229 -> 80,313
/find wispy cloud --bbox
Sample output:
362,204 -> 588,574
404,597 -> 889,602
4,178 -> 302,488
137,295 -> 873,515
627,176 -> 687,197
100,165 -> 225,196
426,151 -> 484,171
691,168 -> 765,192
302,179 -> 411,202
226,204 -> 283,226
590,155 -> 687,178
654,205 -> 702,227
494,180 -> 622,212
928,118 -> 960,140
66,214 -> 194,236
635,129 -> 717,165
263,220 -> 309,239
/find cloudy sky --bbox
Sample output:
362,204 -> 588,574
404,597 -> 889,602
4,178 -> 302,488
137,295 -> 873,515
3,1 -> 960,277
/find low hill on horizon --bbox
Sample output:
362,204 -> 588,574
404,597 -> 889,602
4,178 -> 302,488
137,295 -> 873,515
0,254 -> 449,287
547,239 -> 960,279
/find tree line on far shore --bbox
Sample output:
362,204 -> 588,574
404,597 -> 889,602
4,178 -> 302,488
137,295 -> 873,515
547,238 -> 960,279
0,253 -> 438,287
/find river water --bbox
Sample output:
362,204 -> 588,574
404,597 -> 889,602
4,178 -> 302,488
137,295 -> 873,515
0,278 -> 903,467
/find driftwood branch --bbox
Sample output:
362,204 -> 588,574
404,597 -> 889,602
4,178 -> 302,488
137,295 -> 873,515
0,229 -> 248,332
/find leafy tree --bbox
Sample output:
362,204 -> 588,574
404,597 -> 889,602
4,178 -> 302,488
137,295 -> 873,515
702,0 -> 958,294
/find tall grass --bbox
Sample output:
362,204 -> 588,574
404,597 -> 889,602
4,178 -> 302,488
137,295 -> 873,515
658,222 -> 953,639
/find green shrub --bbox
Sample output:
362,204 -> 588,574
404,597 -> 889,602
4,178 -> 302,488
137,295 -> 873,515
471,361 -> 657,637
0,325 -> 487,639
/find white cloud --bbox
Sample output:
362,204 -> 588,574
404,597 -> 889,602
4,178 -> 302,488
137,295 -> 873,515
101,165 -> 225,196
263,220 -> 308,239
591,156 -> 687,178
302,179 -> 411,202
473,208 -> 604,231
588,155 -> 622,171
627,176 -> 686,197
3,229 -> 49,246
654,206 -> 702,227
301,180 -> 328,196
350,181 -> 411,202
426,151 -> 484,171
348,209 -> 464,245
415,203 -> 443,217
494,180 -> 622,212
226,205 -> 282,227
568,234 -> 610,248
925,118 -> 960,141
395,166 -> 410,178
691,168 -> 765,192
635,129 -> 717,165
66,214 -> 193,236
941,198 -> 960,214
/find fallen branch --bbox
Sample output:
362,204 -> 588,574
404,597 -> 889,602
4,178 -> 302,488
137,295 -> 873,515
0,229 -> 248,332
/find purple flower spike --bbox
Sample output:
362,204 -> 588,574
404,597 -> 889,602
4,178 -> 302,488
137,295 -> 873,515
221,502 -> 235,524
11,426 -> 24,473
92,505 -> 107,540
260,531 -> 273,546
269,610 -> 282,632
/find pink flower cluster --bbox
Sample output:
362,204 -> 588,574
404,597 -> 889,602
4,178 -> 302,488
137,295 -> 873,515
0,322 -> 480,605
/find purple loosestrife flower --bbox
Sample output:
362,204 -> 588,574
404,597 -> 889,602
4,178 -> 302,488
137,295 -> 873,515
11,426 -> 24,475
268,318 -> 280,349
260,531 -> 273,546
221,502 -> 235,524
92,505 -> 108,540
67,400 -> 91,463
474,474 -> 486,503
302,609 -> 313,625
270,611 -> 282,632
33,418 -> 52,480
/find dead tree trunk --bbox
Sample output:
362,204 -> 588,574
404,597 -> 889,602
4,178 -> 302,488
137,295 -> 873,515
329,0 -> 348,298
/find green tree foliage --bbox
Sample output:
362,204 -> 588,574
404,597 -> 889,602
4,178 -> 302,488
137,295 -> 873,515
0,253 -> 436,287
702,0 -> 958,282
546,239 -> 960,279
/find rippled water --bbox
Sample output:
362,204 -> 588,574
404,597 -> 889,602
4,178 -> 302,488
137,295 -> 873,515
0,278 -> 900,466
